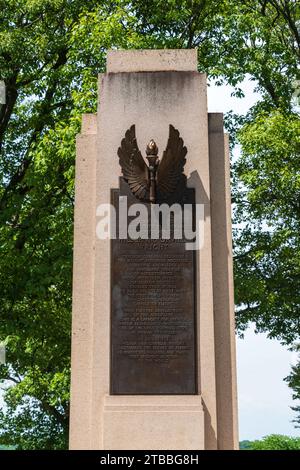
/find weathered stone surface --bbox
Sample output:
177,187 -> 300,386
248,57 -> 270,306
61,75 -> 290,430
107,49 -> 198,73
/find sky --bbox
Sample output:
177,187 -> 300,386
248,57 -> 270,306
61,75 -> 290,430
207,77 -> 300,441
237,325 -> 299,440
0,77 -> 299,443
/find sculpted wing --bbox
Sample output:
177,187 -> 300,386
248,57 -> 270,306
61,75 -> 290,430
118,125 -> 149,200
157,125 -> 187,199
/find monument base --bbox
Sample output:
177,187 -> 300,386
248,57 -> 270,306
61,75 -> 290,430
103,396 -> 204,450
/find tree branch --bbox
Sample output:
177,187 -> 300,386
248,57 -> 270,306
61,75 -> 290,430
0,74 -> 19,150
0,47 -> 69,211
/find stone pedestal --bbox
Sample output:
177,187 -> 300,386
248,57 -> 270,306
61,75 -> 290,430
69,49 -> 238,450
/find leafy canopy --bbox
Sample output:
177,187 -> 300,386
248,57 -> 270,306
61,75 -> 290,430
249,434 -> 300,450
0,0 -> 299,448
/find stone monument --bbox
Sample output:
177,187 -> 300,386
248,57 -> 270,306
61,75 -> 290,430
69,49 -> 238,450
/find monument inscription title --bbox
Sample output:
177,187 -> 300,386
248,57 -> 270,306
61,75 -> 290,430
111,125 -> 197,394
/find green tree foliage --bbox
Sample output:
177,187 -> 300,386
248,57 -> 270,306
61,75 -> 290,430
0,0 -> 102,450
228,1 -> 300,342
0,0 -> 299,448
234,111 -> 300,342
239,440 -> 252,450
285,346 -> 300,427
249,434 -> 300,450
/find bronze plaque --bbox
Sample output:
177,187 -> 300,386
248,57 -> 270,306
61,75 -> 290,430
110,180 -> 197,394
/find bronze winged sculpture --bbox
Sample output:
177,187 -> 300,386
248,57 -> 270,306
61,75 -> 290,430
118,124 -> 187,203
